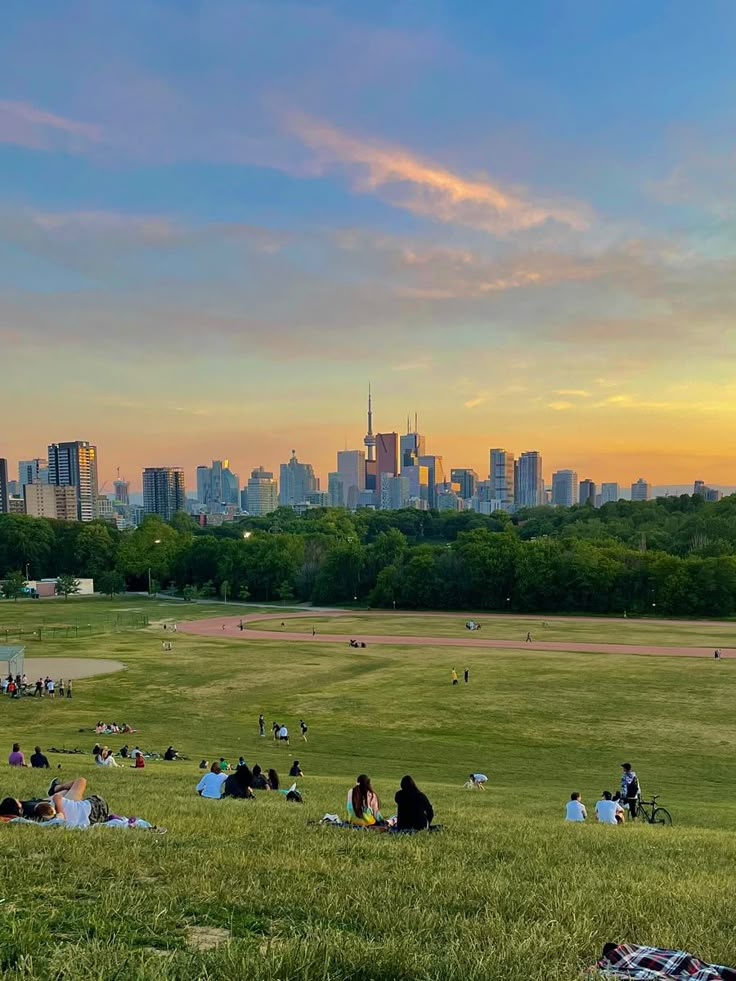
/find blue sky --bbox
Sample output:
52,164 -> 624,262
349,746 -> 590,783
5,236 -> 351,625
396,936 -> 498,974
2,1 -> 736,489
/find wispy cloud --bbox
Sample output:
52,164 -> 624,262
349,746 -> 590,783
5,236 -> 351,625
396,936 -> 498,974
0,99 -> 101,151
554,389 -> 591,397
286,112 -> 591,236
464,396 -> 489,409
548,400 -> 574,411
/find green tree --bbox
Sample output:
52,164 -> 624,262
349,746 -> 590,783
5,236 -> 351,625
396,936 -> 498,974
55,574 -> 81,601
97,570 -> 126,598
2,571 -> 26,601
182,584 -> 200,602
277,579 -> 295,604
238,585 -> 251,601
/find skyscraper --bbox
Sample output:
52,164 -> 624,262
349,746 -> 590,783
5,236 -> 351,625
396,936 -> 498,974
0,458 -> 8,514
489,448 -> 515,510
113,479 -> 130,504
451,468 -> 479,500
552,469 -> 578,507
418,455 -> 445,509
400,416 -> 426,470
246,467 -> 278,515
515,452 -> 544,508
336,449 -> 366,509
142,467 -> 186,520
197,460 -> 239,511
601,482 -> 620,504
579,479 -> 596,506
328,472 -> 345,507
631,478 -> 651,502
376,433 -> 399,485
279,451 -> 318,507
19,458 -> 48,486
380,473 -> 409,510
47,441 -> 99,521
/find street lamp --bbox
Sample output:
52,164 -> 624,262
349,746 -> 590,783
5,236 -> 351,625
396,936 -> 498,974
148,539 -> 162,595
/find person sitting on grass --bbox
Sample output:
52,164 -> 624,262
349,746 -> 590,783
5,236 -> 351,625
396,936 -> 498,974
251,764 -> 269,790
268,768 -> 280,790
164,746 -> 178,761
9,743 -> 26,767
595,791 -> 625,825
49,777 -> 110,828
196,761 -> 228,799
218,757 -> 231,772
347,774 -> 384,826
289,760 -> 304,777
223,763 -> 255,799
132,753 -> 145,769
565,792 -> 587,822
198,759 -> 209,770
30,746 -> 50,769
394,775 -> 434,832
96,747 -> 119,767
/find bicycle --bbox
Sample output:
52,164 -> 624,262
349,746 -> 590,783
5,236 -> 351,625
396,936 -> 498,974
635,794 -> 672,825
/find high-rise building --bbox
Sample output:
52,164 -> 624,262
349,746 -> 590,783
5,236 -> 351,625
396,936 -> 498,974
437,483 -> 463,511
376,433 -> 399,484
552,469 -> 578,507
246,467 -> 278,515
403,464 -> 430,508
363,386 -> 376,491
451,468 -> 479,500
113,479 -> 130,504
631,478 -> 651,502
279,451 -> 318,507
47,441 -> 99,521
400,416 -> 426,470
196,466 -> 210,507
336,450 -> 366,509
0,458 -> 8,514
601,482 -> 620,504
489,448 -> 515,510
23,483 -> 78,520
418,455 -> 445,509
579,479 -> 596,506
380,473 -> 409,510
197,460 -> 239,511
19,458 -> 48,486
693,480 -> 723,502
142,467 -> 186,520
328,472 -> 344,507
516,452 -> 545,508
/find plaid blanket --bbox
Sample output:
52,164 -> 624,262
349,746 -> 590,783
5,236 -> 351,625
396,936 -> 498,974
592,943 -> 736,981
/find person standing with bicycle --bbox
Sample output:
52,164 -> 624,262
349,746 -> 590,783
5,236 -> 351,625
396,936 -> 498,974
620,762 -> 640,819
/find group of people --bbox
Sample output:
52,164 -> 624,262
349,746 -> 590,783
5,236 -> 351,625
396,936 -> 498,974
196,759 -> 302,800
451,669 -> 470,685
0,776 -> 110,827
92,742 -> 147,768
348,640 -> 367,648
346,774 -> 435,831
8,743 -> 50,768
257,715 -> 309,743
565,763 -> 642,824
1,674 -> 73,699
94,721 -> 135,735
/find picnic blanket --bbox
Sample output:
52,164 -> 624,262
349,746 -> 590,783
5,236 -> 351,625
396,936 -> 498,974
590,944 -> 736,981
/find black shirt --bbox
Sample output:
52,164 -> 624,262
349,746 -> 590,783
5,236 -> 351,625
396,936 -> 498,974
30,752 -> 50,768
394,789 -> 434,831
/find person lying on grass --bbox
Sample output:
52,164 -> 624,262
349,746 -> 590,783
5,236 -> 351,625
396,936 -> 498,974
394,775 -> 434,832
0,796 -> 55,821
196,761 -> 228,799
347,774 -> 385,826
48,777 -> 110,827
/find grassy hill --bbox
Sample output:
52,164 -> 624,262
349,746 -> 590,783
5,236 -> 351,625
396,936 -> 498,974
0,597 -> 733,979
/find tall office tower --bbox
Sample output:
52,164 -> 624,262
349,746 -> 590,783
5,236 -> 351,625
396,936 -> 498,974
113,479 -> 130,504
0,458 -> 8,514
579,479 -> 596,506
403,463 -> 429,507
19,458 -> 48,486
418,454 -> 445,509
142,467 -> 186,520
363,385 -> 377,489
451,468 -> 479,500
380,473 -> 409,510
515,451 -> 545,508
600,482 -> 620,504
489,448 -> 516,510
246,467 -> 278,515
47,441 -> 99,521
279,450 -> 318,507
630,478 -> 652,502
328,472 -> 345,507
196,466 -> 211,506
376,433 -> 399,483
400,416 -> 426,470
197,460 -> 239,511
336,449 -> 366,509
23,483 -> 78,520
551,469 -> 578,507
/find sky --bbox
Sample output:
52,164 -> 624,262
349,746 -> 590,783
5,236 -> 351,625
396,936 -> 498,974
2,0 -> 736,492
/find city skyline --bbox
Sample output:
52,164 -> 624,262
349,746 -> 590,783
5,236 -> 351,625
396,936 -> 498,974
4,4 -> 736,484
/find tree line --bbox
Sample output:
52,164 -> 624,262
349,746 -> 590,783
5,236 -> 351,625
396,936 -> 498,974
2,493 -> 736,616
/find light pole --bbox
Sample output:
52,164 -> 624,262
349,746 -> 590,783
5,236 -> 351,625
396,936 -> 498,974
148,539 -> 162,595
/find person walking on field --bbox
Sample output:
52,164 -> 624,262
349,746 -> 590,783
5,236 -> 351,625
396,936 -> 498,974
259,714 -> 265,737
300,719 -> 308,741
464,668 -> 469,684
66,679 -> 73,699
620,762 -> 641,819
59,679 -> 65,698
47,678 -> 55,699
451,669 -> 458,686
525,632 -> 532,643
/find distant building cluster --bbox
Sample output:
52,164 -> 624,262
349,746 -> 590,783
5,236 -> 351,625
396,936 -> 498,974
0,393 -> 726,526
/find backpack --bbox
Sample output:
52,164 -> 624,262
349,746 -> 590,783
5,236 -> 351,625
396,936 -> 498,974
626,774 -> 639,798
286,790 -> 303,803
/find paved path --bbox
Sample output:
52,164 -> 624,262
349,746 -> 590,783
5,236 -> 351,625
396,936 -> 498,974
179,613 -> 726,659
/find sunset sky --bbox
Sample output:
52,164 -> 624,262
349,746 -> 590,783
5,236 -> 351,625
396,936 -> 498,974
3,2 -> 736,491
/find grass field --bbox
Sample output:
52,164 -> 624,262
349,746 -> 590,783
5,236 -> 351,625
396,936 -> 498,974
0,597 -> 734,979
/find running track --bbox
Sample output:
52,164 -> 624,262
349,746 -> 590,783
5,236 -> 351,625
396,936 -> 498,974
178,613 -> 730,659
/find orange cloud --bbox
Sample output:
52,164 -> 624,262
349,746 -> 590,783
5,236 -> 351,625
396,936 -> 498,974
286,112 -> 591,235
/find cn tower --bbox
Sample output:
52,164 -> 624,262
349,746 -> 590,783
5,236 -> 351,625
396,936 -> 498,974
363,384 -> 376,461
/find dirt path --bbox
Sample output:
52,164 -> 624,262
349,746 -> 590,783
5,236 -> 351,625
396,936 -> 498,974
178,614 -> 727,659
23,657 -> 126,679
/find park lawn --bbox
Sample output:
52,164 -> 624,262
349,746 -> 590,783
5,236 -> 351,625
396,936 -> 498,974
248,612 -> 736,648
0,599 -> 734,979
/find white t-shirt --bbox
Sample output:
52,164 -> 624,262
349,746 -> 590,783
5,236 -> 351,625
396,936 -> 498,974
278,727 -> 288,738
61,797 -> 92,828
565,799 -> 587,821
196,772 -> 228,799
47,681 -> 55,691
595,799 -> 622,825
472,773 -> 488,783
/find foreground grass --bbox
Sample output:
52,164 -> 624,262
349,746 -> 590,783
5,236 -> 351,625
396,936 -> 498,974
1,599 -> 735,978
